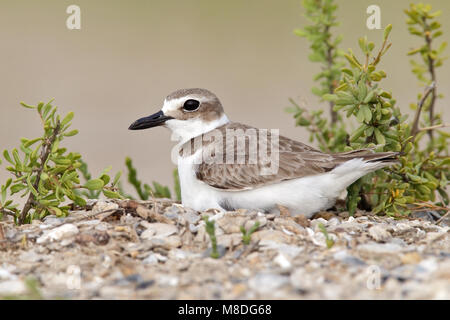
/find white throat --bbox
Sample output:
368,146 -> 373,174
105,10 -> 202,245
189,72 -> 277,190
165,113 -> 230,144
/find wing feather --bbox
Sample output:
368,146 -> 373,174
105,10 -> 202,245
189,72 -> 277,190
192,123 -> 337,191
188,123 -> 398,191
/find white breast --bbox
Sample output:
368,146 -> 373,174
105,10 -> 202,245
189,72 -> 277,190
177,149 -> 226,211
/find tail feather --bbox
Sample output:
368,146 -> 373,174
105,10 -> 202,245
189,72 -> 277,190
334,150 -> 400,165
329,151 -> 400,189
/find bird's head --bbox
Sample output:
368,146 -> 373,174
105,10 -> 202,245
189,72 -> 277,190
128,88 -> 229,142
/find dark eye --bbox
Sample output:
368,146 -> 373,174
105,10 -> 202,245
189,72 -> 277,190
183,99 -> 200,112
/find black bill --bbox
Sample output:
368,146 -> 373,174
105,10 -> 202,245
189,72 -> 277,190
128,110 -> 174,130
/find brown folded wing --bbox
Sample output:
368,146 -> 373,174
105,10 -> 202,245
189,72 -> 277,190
186,122 -> 398,191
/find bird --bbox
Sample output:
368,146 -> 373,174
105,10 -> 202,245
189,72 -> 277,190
129,88 -> 398,217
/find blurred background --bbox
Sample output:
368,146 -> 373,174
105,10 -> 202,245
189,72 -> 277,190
1,0 -> 449,195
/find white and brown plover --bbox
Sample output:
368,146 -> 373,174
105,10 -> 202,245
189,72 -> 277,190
129,88 -> 398,217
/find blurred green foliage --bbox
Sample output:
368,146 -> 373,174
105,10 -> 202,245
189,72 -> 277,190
124,157 -> 180,201
0,100 -> 122,224
289,1 -> 449,216
203,215 -> 219,259
240,221 -> 260,245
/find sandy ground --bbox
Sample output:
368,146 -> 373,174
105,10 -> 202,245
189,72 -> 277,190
0,199 -> 449,299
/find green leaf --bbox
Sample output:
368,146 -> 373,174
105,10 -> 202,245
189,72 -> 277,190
344,53 -> 361,69
112,171 -> 122,187
20,102 -> 35,109
361,104 -> 372,122
103,189 -> 122,199
437,188 -> 449,205
3,150 -> 14,164
322,94 -> 337,101
49,206 -> 63,217
374,128 -> 386,145
61,112 -> 74,127
42,104 -> 52,119
63,130 -> 79,137
358,37 -> 367,53
84,179 -> 105,191
24,138 -> 42,148
432,31 -> 442,39
363,91 -> 375,104
12,149 -> 21,166
100,174 -> 111,185
403,142 -> 413,154
26,174 -> 38,197
350,124 -> 366,142
74,196 -> 87,207
297,117 -> 311,126
407,47 -> 422,56
358,80 -> 367,102
383,24 -> 392,41
356,107 -> 365,122
10,183 -> 27,195
1,186 -> 7,204
293,29 -> 307,37
341,68 -> 353,76
336,91 -> 356,105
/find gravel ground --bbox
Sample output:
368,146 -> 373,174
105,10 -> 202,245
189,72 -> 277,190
0,199 -> 449,299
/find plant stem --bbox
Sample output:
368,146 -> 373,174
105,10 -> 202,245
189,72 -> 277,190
411,82 -> 435,139
19,122 -> 61,224
324,25 -> 338,124
0,208 -> 16,217
419,123 -> 449,132
289,98 -> 331,153
423,21 -> 437,140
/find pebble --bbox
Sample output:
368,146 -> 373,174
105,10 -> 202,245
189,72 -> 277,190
259,241 -> 303,258
91,201 -> 119,214
19,250 -> 45,263
140,223 -> 178,239
217,234 -> 242,248
401,252 -> 422,264
42,215 -> 64,228
216,216 -> 247,234
410,211 -> 439,222
307,227 -> 337,247
368,225 -> 392,242
182,209 -> 201,225
0,280 -> 27,296
248,273 -> 289,295
290,269 -> 320,291
163,205 -> 181,220
168,249 -> 199,260
36,224 -> 79,244
244,216 -> 267,230
310,218 -> 329,230
274,253 -> 292,269
157,275 -> 179,287
149,235 -> 182,248
189,223 -> 199,233
357,242 -> 405,254
0,267 -> 17,281
143,253 -> 167,265
333,250 -> 366,266
252,230 -> 291,244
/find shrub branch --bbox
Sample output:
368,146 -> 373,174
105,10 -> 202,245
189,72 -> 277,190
411,82 -> 436,138
19,122 -> 61,224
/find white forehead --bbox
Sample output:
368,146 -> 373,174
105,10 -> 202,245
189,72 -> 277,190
162,95 -> 211,113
